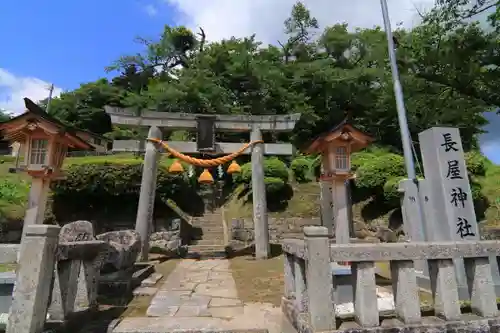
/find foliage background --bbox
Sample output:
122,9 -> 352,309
1,1 -> 499,231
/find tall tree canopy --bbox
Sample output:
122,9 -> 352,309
0,109 -> 11,122
40,0 -> 499,152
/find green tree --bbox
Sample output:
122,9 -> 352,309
35,0 -> 497,149
39,79 -> 125,134
0,109 -> 11,122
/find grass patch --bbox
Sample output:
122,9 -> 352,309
225,182 -> 320,220
0,160 -> 30,221
230,254 -> 284,306
0,263 -> 16,272
480,164 -> 500,226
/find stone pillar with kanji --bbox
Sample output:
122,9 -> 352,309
419,127 -> 500,299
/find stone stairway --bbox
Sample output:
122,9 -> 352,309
188,211 -> 227,257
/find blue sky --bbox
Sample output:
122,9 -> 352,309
0,0 -> 497,163
0,0 -> 178,91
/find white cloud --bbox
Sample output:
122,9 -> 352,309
144,4 -> 158,17
0,68 -> 62,115
165,0 -> 435,44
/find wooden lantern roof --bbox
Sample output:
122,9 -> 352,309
305,118 -> 374,154
0,98 -> 93,150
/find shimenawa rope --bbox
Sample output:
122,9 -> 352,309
146,138 -> 264,167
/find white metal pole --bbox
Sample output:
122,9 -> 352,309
380,0 -> 417,180
380,0 -> 429,246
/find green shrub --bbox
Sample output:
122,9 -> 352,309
263,177 -> 293,210
0,156 -> 16,164
264,177 -> 286,195
310,155 -> 321,178
470,177 -> 484,201
0,179 -> 29,204
356,153 -> 405,190
383,176 -> 405,206
233,157 -> 289,183
291,157 -> 311,183
264,157 -> 289,181
351,152 -> 377,171
465,151 -> 488,177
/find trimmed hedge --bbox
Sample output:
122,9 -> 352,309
50,163 -> 203,221
355,153 -> 406,190
465,151 -> 488,177
233,157 -> 289,184
290,157 -> 311,183
383,176 -> 405,206
265,177 -> 286,194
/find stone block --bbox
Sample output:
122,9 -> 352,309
96,230 -> 142,271
282,239 -> 306,259
59,220 -> 94,242
133,287 -> 158,296
209,297 -> 242,307
141,273 -> 163,287
0,244 -> 20,264
175,305 -> 211,317
145,305 -> 179,317
208,306 -> 244,319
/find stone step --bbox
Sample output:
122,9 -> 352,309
191,226 -> 224,231
188,244 -> 227,252
191,223 -> 223,228
192,226 -> 222,230
193,235 -> 225,241
191,218 -> 222,222
112,317 -> 270,333
192,215 -> 222,218
191,221 -> 223,226
191,239 -> 225,245
199,230 -> 225,235
187,244 -> 228,259
197,212 -> 223,217
193,216 -> 222,219
133,286 -> 158,296
141,273 -> 163,287
192,217 -> 223,221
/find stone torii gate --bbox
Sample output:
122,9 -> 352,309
104,106 -> 300,260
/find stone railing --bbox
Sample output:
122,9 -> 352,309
282,226 -> 500,333
5,224 -> 106,333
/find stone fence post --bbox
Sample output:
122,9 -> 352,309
304,226 -> 335,331
7,224 -> 60,333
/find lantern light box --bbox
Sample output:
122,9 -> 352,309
306,119 -> 374,181
0,98 -> 92,179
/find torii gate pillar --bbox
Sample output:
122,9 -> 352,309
135,126 -> 162,261
251,128 -> 269,259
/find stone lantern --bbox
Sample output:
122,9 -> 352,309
305,119 -> 373,242
0,98 -> 93,226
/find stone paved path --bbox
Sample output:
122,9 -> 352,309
113,259 -> 291,333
